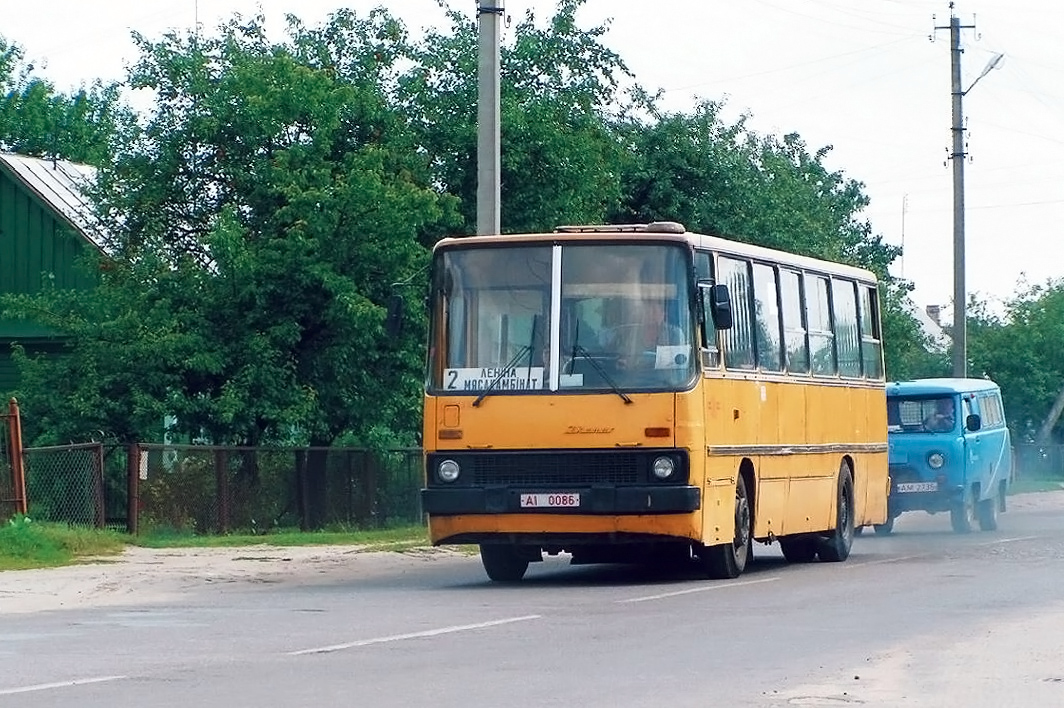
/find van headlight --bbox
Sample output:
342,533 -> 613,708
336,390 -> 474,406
438,459 -> 461,483
652,455 -> 676,480
927,452 -> 945,469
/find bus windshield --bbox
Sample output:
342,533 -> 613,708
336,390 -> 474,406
427,242 -> 697,395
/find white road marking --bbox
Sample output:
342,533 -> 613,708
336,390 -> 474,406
618,576 -> 779,603
0,675 -> 128,696
848,554 -> 926,567
288,615 -> 542,656
975,535 -> 1039,547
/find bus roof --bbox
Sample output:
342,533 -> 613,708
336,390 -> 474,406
432,222 -> 878,283
887,378 -> 1001,397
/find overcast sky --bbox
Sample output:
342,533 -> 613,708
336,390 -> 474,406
5,0 -> 1062,310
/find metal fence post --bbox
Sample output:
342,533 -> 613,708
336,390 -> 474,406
127,444 -> 140,535
215,448 -> 230,534
8,398 -> 27,516
92,443 -> 106,528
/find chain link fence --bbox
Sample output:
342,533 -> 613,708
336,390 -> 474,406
21,443 -> 424,534
1014,443 -> 1064,481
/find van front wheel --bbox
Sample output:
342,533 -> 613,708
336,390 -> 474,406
950,491 -> 977,533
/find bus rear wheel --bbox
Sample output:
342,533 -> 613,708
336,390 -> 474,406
779,535 -> 818,563
697,474 -> 752,579
817,462 -> 855,562
480,544 -> 530,582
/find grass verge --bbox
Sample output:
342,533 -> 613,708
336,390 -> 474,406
132,525 -> 430,552
0,518 -> 430,571
1009,478 -> 1064,495
0,516 -> 126,571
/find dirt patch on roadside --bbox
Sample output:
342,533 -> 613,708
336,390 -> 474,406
0,544 -> 461,615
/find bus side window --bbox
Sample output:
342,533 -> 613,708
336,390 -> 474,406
695,250 -> 721,368
752,262 -> 783,372
779,269 -> 809,373
859,284 -> 884,379
805,274 -> 837,376
718,256 -> 755,370
832,279 -> 861,378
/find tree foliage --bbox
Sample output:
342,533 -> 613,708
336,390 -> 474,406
0,35 -> 133,164
968,282 -> 1064,442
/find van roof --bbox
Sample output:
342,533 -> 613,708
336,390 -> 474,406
887,377 -> 1001,397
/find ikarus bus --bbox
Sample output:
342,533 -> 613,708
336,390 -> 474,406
419,222 -> 889,581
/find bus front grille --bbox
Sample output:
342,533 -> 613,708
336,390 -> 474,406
469,451 -> 642,486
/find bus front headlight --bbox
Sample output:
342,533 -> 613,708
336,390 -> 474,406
438,459 -> 461,483
927,452 -> 945,469
652,456 -> 676,480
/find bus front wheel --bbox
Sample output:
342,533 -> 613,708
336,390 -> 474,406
697,474 -> 752,579
480,544 -> 531,582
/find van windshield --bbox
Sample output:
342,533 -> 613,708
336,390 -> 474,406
888,396 -> 956,433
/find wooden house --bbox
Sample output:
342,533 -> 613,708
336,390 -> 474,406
0,153 -> 102,396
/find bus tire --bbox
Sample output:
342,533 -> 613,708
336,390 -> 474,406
779,535 -> 818,563
480,544 -> 530,582
976,495 -> 999,531
697,474 -> 752,579
817,462 -> 855,562
950,491 -> 977,533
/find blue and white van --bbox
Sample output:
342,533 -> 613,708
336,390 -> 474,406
877,378 -> 1012,534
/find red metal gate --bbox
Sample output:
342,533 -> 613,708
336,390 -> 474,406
1,398 -> 27,520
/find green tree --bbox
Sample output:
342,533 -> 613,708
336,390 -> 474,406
397,0 -> 632,234
968,282 -> 1064,442
6,12 -> 455,448
0,35 -> 133,164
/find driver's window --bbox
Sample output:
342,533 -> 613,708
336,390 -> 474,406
696,251 -> 720,369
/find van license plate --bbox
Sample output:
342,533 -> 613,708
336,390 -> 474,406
896,482 -> 937,493
520,493 -> 580,508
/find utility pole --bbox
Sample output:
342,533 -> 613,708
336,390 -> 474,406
935,4 -> 975,379
476,1 -> 504,235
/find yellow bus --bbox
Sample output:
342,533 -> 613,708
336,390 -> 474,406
420,222 -> 888,581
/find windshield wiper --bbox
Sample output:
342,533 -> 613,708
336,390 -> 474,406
473,315 -> 539,407
567,321 -> 632,405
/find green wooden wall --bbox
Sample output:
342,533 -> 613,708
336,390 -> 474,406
0,163 -> 98,397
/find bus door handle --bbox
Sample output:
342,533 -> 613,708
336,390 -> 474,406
615,442 -> 644,447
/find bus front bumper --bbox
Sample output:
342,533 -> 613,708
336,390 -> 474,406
421,485 -> 701,516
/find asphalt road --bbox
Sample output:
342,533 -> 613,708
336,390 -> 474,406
5,497 -> 1064,708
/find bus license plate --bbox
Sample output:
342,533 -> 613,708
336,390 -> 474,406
896,482 -> 937,493
520,493 -> 580,508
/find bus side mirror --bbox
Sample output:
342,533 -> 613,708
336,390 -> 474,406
710,284 -> 733,330
966,413 -> 981,432
385,295 -> 405,338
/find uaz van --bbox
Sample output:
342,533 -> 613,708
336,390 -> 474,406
877,378 -> 1012,534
